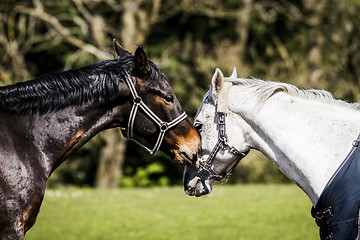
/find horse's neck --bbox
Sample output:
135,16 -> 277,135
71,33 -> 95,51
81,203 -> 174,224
25,102 -> 121,177
239,92 -> 360,205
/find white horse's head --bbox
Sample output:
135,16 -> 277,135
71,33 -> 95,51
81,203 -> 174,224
184,68 -> 360,206
184,68 -> 251,196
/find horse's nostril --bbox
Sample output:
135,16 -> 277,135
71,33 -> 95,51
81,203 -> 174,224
191,153 -> 197,164
183,171 -> 189,186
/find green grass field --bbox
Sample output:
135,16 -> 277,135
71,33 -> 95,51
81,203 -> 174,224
25,184 -> 318,240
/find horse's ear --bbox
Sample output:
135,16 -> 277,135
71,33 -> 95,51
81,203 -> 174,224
230,67 -> 237,78
211,68 -> 224,97
134,45 -> 151,78
113,39 -> 131,57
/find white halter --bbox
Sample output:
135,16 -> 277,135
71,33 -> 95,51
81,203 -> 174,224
121,72 -> 187,154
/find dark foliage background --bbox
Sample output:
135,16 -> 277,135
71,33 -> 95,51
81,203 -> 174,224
1,0 -> 359,187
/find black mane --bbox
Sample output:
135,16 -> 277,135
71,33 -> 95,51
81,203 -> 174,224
0,54 -> 136,115
0,51 -> 166,115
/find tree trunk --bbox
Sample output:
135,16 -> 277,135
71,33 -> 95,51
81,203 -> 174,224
303,0 -> 326,85
95,0 -> 159,188
235,0 -> 252,62
95,129 -> 127,188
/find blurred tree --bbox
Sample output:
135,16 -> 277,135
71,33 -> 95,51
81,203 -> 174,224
1,0 -> 359,186
95,130 -> 126,188
0,0 -> 125,188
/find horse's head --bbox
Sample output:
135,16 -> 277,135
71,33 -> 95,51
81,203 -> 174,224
113,40 -> 199,166
183,68 -> 250,196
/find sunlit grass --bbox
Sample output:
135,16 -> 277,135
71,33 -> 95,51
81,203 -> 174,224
26,185 -> 318,240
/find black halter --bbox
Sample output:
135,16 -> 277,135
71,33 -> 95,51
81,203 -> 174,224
199,112 -> 248,183
121,72 -> 187,155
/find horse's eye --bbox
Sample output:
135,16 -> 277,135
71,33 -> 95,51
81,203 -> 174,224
194,123 -> 202,133
164,95 -> 174,103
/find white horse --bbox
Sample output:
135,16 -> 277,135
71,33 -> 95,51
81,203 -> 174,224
183,68 -> 360,238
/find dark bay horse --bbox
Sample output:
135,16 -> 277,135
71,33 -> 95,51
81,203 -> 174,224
0,40 -> 199,239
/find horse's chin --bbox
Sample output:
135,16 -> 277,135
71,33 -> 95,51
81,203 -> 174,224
183,167 -> 213,197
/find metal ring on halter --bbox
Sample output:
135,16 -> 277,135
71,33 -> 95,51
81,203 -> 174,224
134,97 -> 142,104
121,72 -> 188,155
160,123 -> 168,131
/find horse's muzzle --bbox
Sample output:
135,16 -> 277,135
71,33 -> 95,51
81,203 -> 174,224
183,166 -> 212,197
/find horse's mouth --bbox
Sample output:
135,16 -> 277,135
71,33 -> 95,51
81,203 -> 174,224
185,178 -> 212,197
170,149 -> 196,166
183,171 -> 212,197
179,152 -> 193,165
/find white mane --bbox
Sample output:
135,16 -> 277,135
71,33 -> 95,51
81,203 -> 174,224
225,77 -> 360,111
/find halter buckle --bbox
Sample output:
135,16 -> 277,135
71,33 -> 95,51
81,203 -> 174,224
218,114 -> 225,124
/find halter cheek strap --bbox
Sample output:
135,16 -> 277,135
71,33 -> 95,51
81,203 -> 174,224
199,81 -> 248,183
199,113 -> 248,183
121,72 -> 187,155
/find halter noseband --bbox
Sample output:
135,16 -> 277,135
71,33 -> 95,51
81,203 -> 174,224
121,72 -> 187,155
199,113 -> 248,183
199,82 -> 248,183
